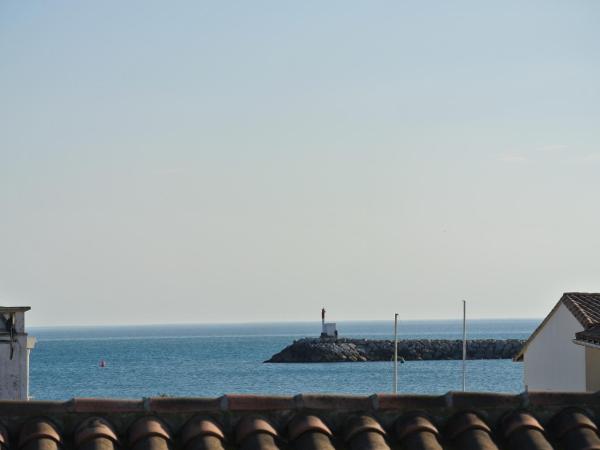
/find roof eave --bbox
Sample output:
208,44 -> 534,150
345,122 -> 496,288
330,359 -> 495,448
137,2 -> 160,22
573,339 -> 600,350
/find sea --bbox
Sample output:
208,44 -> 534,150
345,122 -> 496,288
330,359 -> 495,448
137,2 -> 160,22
29,319 -> 538,400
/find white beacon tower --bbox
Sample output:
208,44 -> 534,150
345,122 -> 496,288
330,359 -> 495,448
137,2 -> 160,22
320,307 -> 338,339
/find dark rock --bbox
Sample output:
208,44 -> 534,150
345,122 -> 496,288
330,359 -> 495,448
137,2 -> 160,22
264,338 -> 525,363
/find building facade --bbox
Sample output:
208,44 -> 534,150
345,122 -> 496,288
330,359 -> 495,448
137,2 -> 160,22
516,293 -> 600,392
0,306 -> 35,400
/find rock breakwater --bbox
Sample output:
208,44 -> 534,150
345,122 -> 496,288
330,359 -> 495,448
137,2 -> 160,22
265,338 -> 525,363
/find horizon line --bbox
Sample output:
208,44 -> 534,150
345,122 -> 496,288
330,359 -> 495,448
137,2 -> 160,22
28,317 -> 543,329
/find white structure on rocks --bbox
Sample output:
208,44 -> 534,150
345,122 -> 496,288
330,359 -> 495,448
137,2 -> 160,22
0,306 -> 35,400
515,292 -> 600,392
320,307 -> 338,339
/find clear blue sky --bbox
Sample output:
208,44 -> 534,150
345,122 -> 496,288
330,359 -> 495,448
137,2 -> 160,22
1,1 -> 599,326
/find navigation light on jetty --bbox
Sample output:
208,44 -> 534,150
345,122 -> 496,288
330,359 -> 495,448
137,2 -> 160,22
0,306 -> 35,400
320,307 -> 338,339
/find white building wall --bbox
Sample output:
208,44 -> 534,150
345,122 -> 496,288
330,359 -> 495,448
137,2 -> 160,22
0,334 -> 29,399
323,323 -> 337,337
585,346 -> 600,391
524,302 -> 585,391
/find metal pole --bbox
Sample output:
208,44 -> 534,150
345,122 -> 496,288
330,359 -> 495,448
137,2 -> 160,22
394,313 -> 398,394
462,300 -> 466,392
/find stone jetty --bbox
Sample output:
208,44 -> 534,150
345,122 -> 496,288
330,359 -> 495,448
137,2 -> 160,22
265,338 -> 525,363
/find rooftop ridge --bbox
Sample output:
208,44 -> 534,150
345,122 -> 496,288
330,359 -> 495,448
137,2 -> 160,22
2,392 -> 600,450
0,391 -> 600,450
2,392 -> 599,415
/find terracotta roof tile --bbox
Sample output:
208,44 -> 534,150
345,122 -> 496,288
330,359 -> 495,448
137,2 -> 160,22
551,408 -> 597,438
181,417 -> 224,443
395,415 -> 442,450
395,414 -> 439,440
73,417 -> 118,448
446,412 -> 497,450
448,391 -> 522,410
235,417 -> 279,450
287,415 -> 332,440
69,398 -> 145,413
551,408 -> 600,450
524,392 -> 600,407
7,393 -> 600,450
375,394 -> 447,411
344,416 -> 389,450
180,417 -> 224,450
288,416 -> 335,450
295,394 -> 372,411
445,411 -> 491,440
344,415 -> 386,442
19,418 -> 62,450
235,418 -> 278,444
147,398 -> 221,413
225,395 -> 294,412
128,417 -> 172,450
501,411 -> 552,450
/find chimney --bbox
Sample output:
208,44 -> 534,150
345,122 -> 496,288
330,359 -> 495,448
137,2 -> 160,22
0,307 -> 35,400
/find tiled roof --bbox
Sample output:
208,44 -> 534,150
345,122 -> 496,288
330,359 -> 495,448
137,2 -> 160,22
4,392 -> 600,450
562,293 -> 600,329
514,292 -> 600,361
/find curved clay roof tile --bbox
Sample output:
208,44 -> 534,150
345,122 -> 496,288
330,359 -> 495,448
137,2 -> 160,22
74,417 -> 118,448
344,416 -> 386,443
395,415 -> 439,442
128,417 -> 172,448
19,419 -> 62,449
445,412 -> 492,441
180,417 -> 225,449
235,418 -> 278,445
503,412 -> 545,440
552,409 -> 598,440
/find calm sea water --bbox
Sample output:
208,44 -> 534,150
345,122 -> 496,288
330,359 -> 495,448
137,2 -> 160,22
29,319 -> 538,400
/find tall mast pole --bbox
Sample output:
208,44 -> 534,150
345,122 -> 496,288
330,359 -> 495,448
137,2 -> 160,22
394,313 -> 398,394
462,300 -> 467,392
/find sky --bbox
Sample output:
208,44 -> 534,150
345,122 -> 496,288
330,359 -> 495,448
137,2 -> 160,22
1,1 -> 600,326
